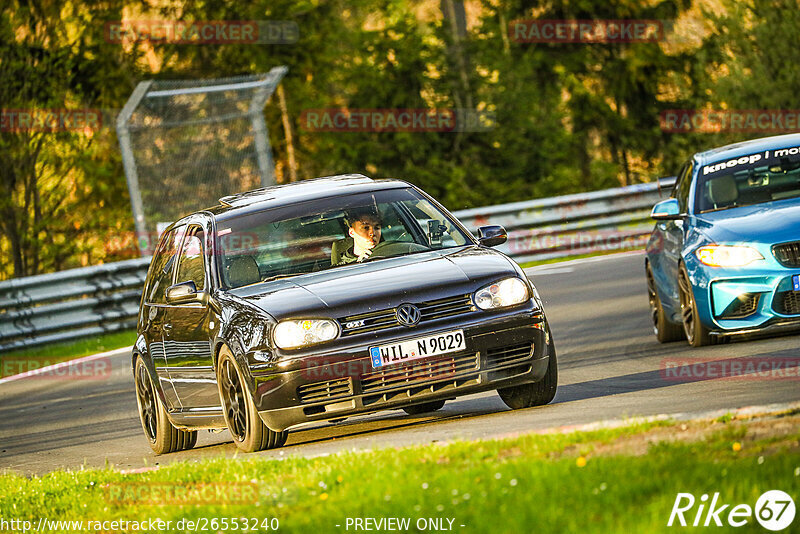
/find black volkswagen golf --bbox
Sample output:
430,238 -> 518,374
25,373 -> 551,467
132,175 -> 557,453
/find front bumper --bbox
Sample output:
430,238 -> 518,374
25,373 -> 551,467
249,308 -> 550,431
704,273 -> 800,331
682,240 -> 800,334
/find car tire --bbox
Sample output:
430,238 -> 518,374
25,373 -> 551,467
402,400 -> 446,415
497,330 -> 558,409
646,263 -> 684,343
678,265 -> 713,347
134,356 -> 198,455
217,345 -> 287,452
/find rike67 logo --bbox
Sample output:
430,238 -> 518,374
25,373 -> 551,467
668,490 -> 795,531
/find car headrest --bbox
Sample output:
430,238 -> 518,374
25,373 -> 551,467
708,175 -> 739,206
330,237 -> 354,265
225,256 -> 260,287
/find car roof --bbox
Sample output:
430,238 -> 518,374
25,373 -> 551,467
202,174 -> 412,222
694,132 -> 800,167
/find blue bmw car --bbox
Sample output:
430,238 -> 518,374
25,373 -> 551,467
646,133 -> 800,347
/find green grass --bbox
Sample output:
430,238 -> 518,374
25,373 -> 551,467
0,329 -> 135,377
1,417 -> 797,533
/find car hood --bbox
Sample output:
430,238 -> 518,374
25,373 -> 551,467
694,197 -> 800,245
226,246 -> 519,320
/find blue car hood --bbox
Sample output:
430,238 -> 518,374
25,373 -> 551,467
695,197 -> 800,245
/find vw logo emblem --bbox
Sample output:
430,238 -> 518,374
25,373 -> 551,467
396,304 -> 421,327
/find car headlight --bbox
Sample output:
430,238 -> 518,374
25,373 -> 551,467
273,319 -> 339,350
474,277 -> 530,310
695,245 -> 764,267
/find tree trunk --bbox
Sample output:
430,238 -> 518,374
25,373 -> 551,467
277,84 -> 298,183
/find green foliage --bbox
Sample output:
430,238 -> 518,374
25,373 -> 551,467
1,0 -> 797,278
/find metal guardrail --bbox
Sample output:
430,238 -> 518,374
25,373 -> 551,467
0,178 -> 674,352
457,177 -> 676,263
0,258 -> 151,352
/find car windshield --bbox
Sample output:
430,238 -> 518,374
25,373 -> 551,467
214,187 -> 473,289
696,154 -> 800,213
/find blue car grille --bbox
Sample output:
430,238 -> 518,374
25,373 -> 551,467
773,241 -> 800,268
717,293 -> 760,319
774,291 -> 800,315
338,294 -> 475,336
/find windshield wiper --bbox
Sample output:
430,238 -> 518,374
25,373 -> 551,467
702,203 -> 740,213
261,273 -> 306,283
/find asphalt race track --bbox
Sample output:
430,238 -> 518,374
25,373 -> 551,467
1,252 -> 798,476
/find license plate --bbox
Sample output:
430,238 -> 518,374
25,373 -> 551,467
369,330 -> 466,369
794,274 -> 800,292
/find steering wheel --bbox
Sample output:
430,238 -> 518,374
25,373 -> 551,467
366,240 -> 428,260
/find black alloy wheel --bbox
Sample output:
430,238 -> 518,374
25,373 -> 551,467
217,345 -> 288,452
134,357 -> 197,454
646,263 -> 684,343
497,327 -> 558,409
678,265 -> 712,347
135,359 -> 158,443
219,356 -> 248,442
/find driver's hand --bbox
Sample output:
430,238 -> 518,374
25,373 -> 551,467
357,247 -> 373,262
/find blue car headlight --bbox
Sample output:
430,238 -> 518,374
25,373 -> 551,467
695,245 -> 764,267
474,277 -> 530,310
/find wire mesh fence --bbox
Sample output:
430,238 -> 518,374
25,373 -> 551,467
116,67 -> 287,254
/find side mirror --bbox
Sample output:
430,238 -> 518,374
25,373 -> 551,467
166,281 -> 207,305
478,225 -> 507,247
650,198 -> 683,220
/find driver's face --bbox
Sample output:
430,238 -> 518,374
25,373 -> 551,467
349,217 -> 382,249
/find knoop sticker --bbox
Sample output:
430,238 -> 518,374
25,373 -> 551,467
668,490 -> 795,530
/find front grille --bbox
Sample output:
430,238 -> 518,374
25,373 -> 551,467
339,294 -> 475,336
297,378 -> 352,403
773,241 -> 800,268
485,343 -> 533,368
360,352 -> 479,394
774,291 -> 800,315
360,352 -> 480,407
717,293 -> 760,319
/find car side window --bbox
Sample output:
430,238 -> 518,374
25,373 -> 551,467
176,227 -> 206,291
147,226 -> 186,304
674,162 -> 694,213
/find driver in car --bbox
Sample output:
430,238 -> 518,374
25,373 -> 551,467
336,208 -> 382,264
